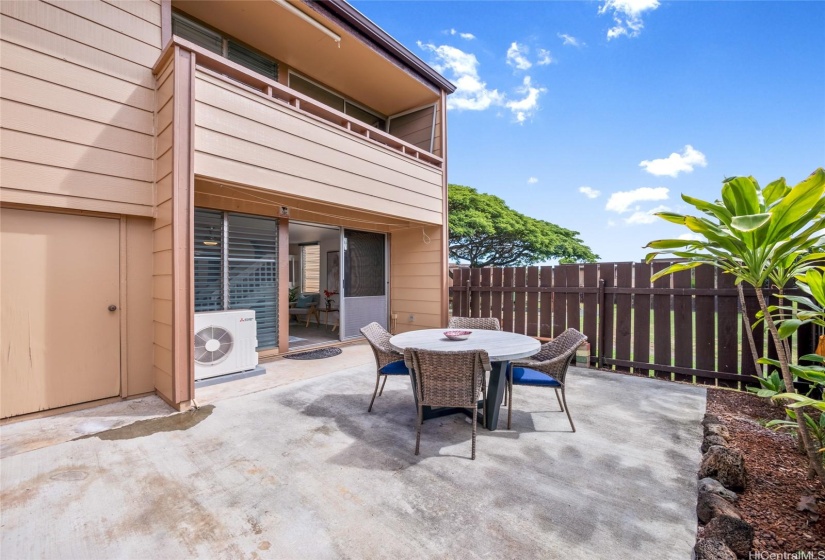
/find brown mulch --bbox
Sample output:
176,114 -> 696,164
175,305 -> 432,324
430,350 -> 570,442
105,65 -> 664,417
705,387 -> 825,553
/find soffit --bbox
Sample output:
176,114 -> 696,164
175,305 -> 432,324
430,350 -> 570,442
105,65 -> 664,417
173,0 -> 440,115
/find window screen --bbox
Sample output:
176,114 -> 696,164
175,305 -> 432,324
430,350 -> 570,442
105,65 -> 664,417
344,230 -> 385,297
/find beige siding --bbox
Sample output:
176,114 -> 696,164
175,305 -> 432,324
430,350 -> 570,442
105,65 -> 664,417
153,56 -> 174,403
389,105 -> 437,154
126,217 -> 155,395
391,225 -> 445,333
432,103 -> 442,158
0,0 -> 160,216
193,71 -> 444,225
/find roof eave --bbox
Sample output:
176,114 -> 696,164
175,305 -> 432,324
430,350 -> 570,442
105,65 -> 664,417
319,0 -> 457,94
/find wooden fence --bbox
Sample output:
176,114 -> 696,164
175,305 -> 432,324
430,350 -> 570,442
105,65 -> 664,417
450,262 -> 820,388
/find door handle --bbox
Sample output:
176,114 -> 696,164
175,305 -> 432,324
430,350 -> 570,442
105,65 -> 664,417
108,305 -> 117,312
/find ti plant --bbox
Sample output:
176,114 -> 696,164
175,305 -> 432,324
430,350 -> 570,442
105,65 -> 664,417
746,370 -> 785,399
766,409 -> 825,459
644,168 -> 825,485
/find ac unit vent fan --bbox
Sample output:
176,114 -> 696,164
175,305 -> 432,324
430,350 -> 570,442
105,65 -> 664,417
194,326 -> 234,365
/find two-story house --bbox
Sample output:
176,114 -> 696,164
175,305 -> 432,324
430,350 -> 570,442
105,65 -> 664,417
0,0 -> 454,419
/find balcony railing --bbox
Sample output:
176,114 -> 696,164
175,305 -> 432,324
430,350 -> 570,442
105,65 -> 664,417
154,37 -> 444,169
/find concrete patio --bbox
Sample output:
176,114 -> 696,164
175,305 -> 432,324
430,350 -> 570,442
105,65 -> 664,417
0,344 -> 706,559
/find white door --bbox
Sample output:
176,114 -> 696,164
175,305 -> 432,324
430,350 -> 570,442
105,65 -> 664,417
341,229 -> 387,338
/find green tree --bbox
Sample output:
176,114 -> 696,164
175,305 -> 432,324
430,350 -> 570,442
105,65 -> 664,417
448,184 -> 598,267
644,168 -> 825,484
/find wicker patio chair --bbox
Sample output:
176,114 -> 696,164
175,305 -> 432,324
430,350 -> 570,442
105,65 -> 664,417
507,328 -> 587,432
447,317 -> 501,331
403,348 -> 490,460
361,322 -> 409,412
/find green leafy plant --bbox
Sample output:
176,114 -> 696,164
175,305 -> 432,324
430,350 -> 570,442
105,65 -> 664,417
644,168 -> 825,484
289,285 -> 301,303
747,370 -> 786,398
766,409 -> 825,458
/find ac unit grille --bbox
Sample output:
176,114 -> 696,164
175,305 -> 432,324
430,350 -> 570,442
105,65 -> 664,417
194,326 -> 234,365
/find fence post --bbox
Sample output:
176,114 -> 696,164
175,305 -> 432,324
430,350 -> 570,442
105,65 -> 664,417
465,279 -> 472,317
597,277 -> 606,368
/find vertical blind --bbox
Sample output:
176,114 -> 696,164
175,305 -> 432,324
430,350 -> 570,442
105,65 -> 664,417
301,244 -> 320,293
194,209 -> 279,350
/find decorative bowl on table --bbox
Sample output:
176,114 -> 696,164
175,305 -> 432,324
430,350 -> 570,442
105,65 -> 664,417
443,330 -> 471,341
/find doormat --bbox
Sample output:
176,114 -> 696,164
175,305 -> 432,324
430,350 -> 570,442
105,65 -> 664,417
284,347 -> 343,360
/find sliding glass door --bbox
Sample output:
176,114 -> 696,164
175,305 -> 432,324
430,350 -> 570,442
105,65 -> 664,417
341,229 -> 388,338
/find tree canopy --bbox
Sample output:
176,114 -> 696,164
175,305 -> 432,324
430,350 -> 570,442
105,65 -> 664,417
448,184 -> 598,267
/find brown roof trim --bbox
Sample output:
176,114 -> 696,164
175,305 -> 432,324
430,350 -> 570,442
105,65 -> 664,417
318,0 -> 456,94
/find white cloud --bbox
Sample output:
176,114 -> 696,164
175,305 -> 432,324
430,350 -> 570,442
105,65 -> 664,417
505,76 -> 546,123
678,233 -> 702,241
448,28 -> 475,40
639,145 -> 708,177
607,219 -> 617,227
506,42 -> 532,70
598,0 -> 660,40
536,48 -> 554,66
606,187 -> 669,213
558,33 -> 584,47
418,42 -> 504,111
625,204 -> 670,225
579,186 -> 601,199
527,177 -> 539,184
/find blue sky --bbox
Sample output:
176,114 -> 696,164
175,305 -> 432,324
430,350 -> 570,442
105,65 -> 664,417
353,0 -> 825,263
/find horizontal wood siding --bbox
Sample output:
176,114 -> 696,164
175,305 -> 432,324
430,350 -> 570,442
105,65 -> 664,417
391,226 -> 445,333
193,71 -> 444,225
153,56 -> 174,403
0,0 -> 160,216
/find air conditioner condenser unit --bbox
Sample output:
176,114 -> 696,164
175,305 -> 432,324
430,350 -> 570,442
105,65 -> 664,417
194,309 -> 259,381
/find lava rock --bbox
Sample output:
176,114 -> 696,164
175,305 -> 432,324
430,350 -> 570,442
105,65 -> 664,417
697,491 -> 741,524
702,414 -> 722,427
698,478 -> 738,502
704,424 -> 731,441
703,515 -> 754,558
694,538 -> 737,560
702,434 -> 728,453
699,446 -> 747,491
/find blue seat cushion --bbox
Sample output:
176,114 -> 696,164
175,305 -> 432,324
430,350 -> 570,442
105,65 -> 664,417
379,360 -> 410,375
510,367 -> 561,387
295,295 -> 315,309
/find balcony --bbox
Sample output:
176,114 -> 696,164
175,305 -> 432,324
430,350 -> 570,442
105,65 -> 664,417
157,38 -> 445,225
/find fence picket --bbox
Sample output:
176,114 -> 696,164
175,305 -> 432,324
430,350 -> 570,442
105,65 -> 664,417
694,265 -> 716,385
600,263 -> 616,367
614,263 -> 633,372
514,267 -> 527,335
633,262 -> 652,377
491,267 -> 503,328
652,261 -> 672,380
526,267 -> 540,337
552,266 -> 567,338
539,266 -> 554,338
502,268 -> 515,332
565,265 -> 580,333
582,264 -> 599,362
673,269 -> 694,383
480,268 -> 492,319
716,269 -> 739,387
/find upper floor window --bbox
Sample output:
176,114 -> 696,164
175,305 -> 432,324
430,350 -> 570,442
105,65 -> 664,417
172,11 -> 278,82
289,72 -> 386,131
